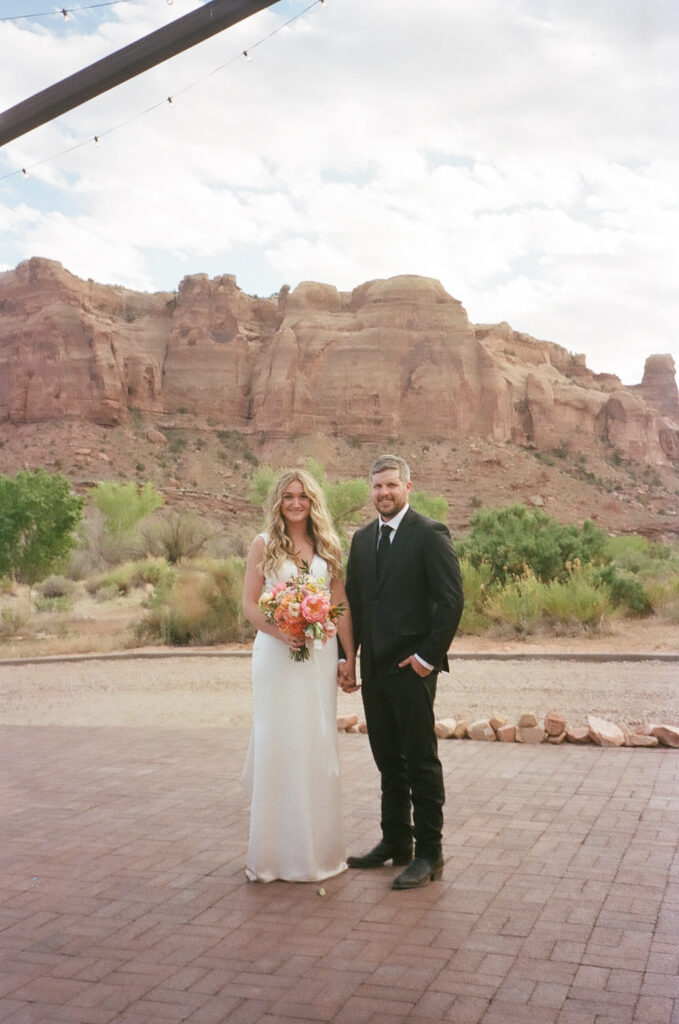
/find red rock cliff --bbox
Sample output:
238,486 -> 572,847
1,258 -> 677,465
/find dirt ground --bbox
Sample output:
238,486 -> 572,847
1,619 -> 677,732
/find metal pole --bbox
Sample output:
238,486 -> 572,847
0,0 -> 278,148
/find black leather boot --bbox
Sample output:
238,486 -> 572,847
391,853 -> 444,889
347,839 -> 413,869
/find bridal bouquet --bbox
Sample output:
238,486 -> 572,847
259,563 -> 345,662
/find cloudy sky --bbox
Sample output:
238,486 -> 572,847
1,0 -> 677,386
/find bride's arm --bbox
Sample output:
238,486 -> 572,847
242,536 -> 300,647
331,576 -> 358,691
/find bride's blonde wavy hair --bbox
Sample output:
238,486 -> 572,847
262,469 -> 343,580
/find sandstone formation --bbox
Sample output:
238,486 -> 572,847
1,258 -> 678,466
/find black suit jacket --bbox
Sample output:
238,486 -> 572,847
345,507 -> 464,683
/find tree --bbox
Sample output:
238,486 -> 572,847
249,465 -> 275,508
92,480 -> 163,537
0,469 -> 83,584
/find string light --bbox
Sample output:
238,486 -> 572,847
0,1 -> 134,22
1,0 -> 327,183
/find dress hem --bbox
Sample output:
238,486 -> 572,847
245,861 -> 348,884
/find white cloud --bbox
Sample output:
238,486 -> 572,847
0,0 -> 677,385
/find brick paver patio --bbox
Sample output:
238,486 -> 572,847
1,724 -> 677,1023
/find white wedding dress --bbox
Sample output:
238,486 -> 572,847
241,546 -> 347,883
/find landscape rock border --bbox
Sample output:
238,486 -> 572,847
337,712 -> 679,748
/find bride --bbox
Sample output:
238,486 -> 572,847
241,469 -> 356,883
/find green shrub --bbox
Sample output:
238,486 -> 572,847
595,565 -> 653,616
457,504 -> 608,583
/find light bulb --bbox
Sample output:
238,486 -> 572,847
242,50 -> 251,61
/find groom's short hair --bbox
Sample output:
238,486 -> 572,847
370,454 -> 411,485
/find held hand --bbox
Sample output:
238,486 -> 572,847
398,654 -> 432,678
338,661 -> 360,693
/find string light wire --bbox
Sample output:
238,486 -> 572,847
0,0 -> 325,182
0,1 -> 135,22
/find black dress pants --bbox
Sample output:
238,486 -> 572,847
361,663 -> 445,859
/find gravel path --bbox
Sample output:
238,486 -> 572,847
0,653 -> 676,730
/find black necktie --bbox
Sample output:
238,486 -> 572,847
376,523 -> 392,578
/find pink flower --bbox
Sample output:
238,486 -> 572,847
271,582 -> 287,597
301,592 -> 331,623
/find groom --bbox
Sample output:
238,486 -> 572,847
342,454 -> 464,889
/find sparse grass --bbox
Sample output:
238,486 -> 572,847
86,559 -> 174,596
136,557 -> 251,646
540,572 -> 610,627
34,595 -> 74,613
0,606 -> 33,638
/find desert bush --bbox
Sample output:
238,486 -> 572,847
36,575 -> 76,598
142,510 -> 215,564
483,572 -> 545,633
137,557 -> 250,646
457,558 -> 494,634
595,565 -> 653,616
457,504 -> 608,583
604,535 -> 674,575
540,570 -> 610,627
87,559 -> 173,596
0,606 -> 33,638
